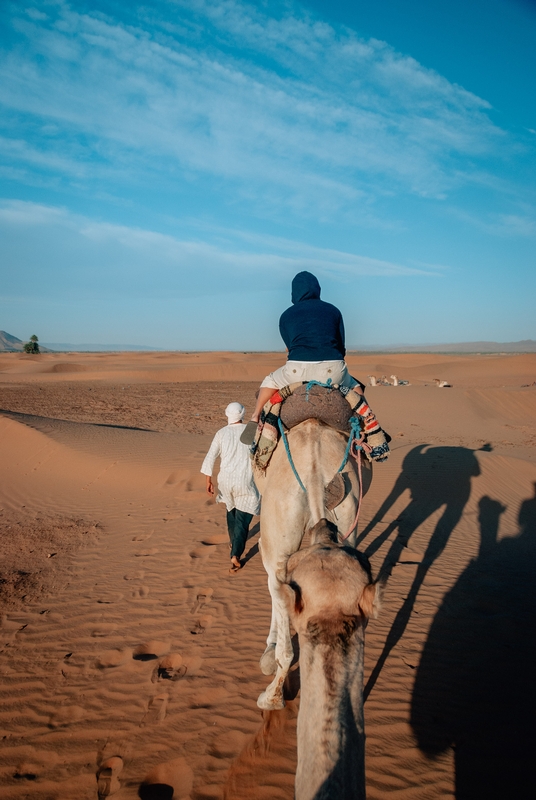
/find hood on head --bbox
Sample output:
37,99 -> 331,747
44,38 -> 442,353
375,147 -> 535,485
291,271 -> 321,304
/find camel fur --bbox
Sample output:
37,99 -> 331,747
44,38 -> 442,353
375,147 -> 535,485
255,418 -> 372,711
282,519 -> 382,800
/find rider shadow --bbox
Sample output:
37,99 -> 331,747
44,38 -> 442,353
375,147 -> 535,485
411,488 -> 536,798
357,444 -> 485,698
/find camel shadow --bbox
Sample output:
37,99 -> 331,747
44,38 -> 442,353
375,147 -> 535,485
411,487 -> 536,798
358,444 -> 484,697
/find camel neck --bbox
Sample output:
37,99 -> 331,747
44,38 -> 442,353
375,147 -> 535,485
295,626 -> 366,800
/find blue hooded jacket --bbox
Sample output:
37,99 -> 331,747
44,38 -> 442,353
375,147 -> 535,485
278,271 -> 346,361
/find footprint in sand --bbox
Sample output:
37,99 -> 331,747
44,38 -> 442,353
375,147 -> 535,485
133,641 -> 170,661
123,570 -> 145,581
162,588 -> 188,606
201,533 -> 229,546
1,614 -> 29,633
48,705 -> 85,728
210,729 -> 248,759
152,653 -> 187,683
190,614 -> 214,635
97,592 -> 124,604
139,757 -> 193,800
96,649 -> 131,669
97,755 -> 124,798
135,548 -> 159,557
132,531 -> 153,542
191,587 -> 214,614
91,623 -> 118,638
141,693 -> 168,725
223,601 -> 236,623
189,546 -> 208,560
132,586 -> 150,599
182,654 -> 204,675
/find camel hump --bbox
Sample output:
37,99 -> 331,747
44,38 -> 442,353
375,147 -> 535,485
279,384 -> 353,431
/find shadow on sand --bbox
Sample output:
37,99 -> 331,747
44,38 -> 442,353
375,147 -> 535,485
357,444 -> 484,698
138,784 -> 173,800
0,408 -> 156,433
411,486 -> 536,798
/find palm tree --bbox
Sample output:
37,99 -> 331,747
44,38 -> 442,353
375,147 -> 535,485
23,334 -> 40,354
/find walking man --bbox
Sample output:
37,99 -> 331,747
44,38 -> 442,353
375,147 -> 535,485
201,402 -> 260,571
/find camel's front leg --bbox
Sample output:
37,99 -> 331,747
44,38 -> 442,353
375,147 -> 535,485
257,574 -> 294,710
259,581 -> 278,676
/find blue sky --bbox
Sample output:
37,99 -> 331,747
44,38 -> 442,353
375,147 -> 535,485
0,0 -> 535,349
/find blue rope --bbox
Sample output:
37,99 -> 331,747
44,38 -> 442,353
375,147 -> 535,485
304,377 -> 332,401
277,417 -> 307,493
337,416 -> 363,473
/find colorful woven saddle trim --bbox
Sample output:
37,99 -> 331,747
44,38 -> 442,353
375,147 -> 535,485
251,382 -> 390,471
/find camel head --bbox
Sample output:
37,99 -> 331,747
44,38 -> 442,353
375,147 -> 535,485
282,519 -> 382,644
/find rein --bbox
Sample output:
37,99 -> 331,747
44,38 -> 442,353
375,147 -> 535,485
277,416 -> 307,493
277,409 -> 371,542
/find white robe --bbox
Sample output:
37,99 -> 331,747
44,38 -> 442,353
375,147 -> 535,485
200,423 -> 261,515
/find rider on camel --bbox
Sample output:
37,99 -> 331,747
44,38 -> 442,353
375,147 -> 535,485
248,271 -> 389,462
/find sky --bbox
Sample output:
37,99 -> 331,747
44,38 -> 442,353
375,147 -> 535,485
0,0 -> 535,349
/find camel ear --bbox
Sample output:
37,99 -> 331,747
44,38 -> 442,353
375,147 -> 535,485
282,581 -> 303,616
358,581 -> 382,620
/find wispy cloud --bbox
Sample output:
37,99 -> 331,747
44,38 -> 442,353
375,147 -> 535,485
451,206 -> 536,238
0,199 -> 434,301
0,0 -> 505,221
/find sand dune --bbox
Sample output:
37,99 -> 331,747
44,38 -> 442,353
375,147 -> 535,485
0,351 -> 535,798
1,350 -> 534,387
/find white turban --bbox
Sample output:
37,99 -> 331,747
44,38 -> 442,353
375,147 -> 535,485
225,402 -> 245,424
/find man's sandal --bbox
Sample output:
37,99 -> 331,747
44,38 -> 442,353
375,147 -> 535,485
240,420 -> 258,446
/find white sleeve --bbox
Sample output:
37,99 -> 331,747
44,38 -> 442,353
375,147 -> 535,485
200,430 -> 222,476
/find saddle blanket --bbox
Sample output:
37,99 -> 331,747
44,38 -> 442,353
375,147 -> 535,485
251,381 -> 389,471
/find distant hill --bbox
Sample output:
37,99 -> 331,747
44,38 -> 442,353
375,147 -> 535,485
0,330 -> 53,353
0,330 -> 24,351
350,340 -> 536,354
0,332 -> 160,352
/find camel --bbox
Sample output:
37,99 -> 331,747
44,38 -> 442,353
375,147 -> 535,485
254,418 -> 372,711
390,375 -> 410,386
433,378 -> 451,388
283,519 -> 382,800
368,375 -> 377,387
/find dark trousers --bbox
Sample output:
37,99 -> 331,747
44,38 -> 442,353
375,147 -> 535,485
226,508 -> 253,559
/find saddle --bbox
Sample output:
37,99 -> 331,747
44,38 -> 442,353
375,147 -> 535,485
279,383 -> 353,432
249,382 -> 383,512
250,383 -> 357,471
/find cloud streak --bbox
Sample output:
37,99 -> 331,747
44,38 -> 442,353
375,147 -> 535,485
0,0 -> 505,221
0,199 -> 435,302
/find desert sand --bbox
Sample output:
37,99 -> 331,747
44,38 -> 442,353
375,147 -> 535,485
0,350 -> 535,799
